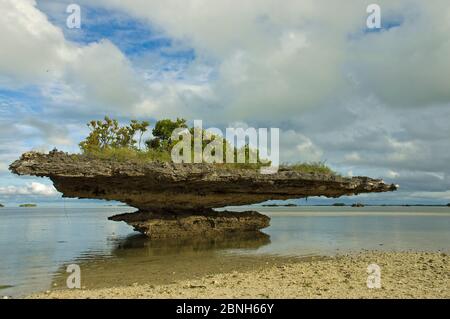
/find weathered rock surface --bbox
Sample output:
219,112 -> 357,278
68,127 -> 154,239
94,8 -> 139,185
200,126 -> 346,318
109,210 -> 270,239
10,151 -> 397,238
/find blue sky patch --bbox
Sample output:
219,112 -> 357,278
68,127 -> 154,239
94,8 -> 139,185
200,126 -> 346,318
37,1 -> 192,59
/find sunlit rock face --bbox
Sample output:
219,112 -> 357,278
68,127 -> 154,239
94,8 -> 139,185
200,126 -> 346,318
10,151 -> 397,238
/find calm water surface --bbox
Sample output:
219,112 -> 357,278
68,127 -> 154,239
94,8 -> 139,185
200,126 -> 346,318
0,206 -> 449,297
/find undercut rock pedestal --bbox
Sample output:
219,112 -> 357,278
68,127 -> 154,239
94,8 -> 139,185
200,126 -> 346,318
10,151 -> 398,238
108,210 -> 270,239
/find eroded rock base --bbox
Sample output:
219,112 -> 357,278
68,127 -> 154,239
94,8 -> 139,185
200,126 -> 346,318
109,210 -> 271,239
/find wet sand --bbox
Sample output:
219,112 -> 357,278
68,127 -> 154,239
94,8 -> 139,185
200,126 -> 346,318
29,251 -> 449,299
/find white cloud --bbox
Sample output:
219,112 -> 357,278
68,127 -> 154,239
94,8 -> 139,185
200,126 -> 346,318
0,182 -> 58,196
345,152 -> 361,162
1,1 -> 450,203
0,0 -> 68,83
4,0 -> 450,121
295,137 -> 323,163
280,130 -> 324,163
19,118 -> 73,146
388,170 -> 400,178
5,0 -> 449,122
98,0 -> 450,122
350,1 -> 450,108
64,40 -> 144,112
0,0 -> 168,116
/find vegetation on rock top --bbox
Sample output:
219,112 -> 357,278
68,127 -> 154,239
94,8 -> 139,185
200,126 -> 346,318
77,116 -> 336,175
280,162 -> 335,175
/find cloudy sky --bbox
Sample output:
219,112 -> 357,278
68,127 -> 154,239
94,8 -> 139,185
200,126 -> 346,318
1,0 -> 450,206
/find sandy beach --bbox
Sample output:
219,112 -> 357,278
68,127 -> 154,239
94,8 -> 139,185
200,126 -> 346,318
29,251 -> 449,299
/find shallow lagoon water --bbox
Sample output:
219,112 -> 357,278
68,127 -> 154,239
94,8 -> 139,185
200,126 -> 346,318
0,206 -> 449,297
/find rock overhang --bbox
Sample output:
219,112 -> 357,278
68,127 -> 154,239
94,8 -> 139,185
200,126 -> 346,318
10,151 -> 398,238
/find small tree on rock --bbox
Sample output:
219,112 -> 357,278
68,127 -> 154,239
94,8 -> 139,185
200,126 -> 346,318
79,116 -> 150,153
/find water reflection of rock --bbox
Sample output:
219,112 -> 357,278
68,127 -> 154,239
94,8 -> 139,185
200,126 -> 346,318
50,231 -> 274,290
112,231 -> 271,256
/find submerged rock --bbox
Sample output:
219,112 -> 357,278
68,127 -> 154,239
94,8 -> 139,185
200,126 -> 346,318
10,151 -> 397,237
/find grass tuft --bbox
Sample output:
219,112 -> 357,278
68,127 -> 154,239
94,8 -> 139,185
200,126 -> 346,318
280,161 -> 336,175
80,149 -> 336,175
82,147 -> 171,163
